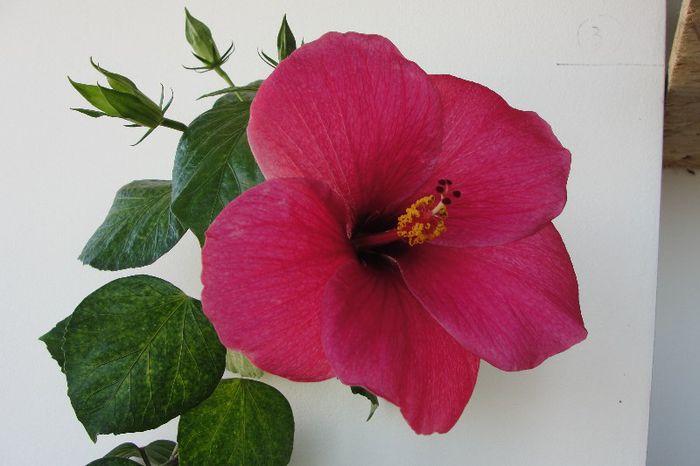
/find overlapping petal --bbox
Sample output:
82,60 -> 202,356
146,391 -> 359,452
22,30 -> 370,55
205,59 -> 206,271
248,32 -> 443,220
203,32 -> 585,436
322,260 -> 480,434
420,75 -> 571,248
398,224 -> 586,371
202,178 -> 355,381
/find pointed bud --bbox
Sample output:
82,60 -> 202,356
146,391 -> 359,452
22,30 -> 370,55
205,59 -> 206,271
276,15 -> 297,61
69,60 -> 182,143
68,78 -> 120,117
185,8 -> 222,66
89,59 -> 162,117
96,84 -> 163,127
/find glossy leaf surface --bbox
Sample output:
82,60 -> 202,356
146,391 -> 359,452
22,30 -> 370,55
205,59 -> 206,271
39,315 -> 71,370
79,180 -> 186,271
172,100 -> 263,243
64,275 -> 226,439
178,379 -> 294,466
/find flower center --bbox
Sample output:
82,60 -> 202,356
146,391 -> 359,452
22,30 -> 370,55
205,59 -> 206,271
351,179 -> 460,250
396,194 -> 448,246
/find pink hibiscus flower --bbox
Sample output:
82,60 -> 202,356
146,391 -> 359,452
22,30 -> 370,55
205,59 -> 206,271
201,32 -> 587,434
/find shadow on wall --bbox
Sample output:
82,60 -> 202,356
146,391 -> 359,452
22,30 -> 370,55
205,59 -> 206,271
647,2 -> 700,465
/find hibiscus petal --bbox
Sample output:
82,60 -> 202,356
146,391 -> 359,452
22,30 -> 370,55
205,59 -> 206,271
248,32 -> 442,220
398,224 -> 586,371
424,75 -> 571,248
202,178 -> 355,381
322,260 -> 480,434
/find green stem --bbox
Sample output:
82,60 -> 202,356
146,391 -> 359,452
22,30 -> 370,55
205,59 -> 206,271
213,66 -> 243,102
161,118 -> 188,132
214,66 -> 234,87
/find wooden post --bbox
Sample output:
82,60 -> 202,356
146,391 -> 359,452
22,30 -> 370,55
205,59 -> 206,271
664,0 -> 700,170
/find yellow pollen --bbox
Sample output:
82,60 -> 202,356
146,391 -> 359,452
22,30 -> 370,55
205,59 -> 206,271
396,195 -> 447,246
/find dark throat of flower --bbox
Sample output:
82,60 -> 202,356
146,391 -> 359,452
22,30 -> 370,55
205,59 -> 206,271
350,179 -> 460,252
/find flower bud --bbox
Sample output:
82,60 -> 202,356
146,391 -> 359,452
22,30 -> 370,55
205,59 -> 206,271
69,60 -> 167,129
185,8 -> 219,64
185,8 -> 233,72
69,60 -> 180,144
276,15 -> 297,62
258,15 -> 299,69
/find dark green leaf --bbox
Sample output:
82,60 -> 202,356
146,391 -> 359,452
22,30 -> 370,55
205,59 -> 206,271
212,94 -> 241,109
103,442 -> 142,459
351,386 -> 379,421
79,180 -> 186,271
39,315 -> 71,370
64,275 -> 226,439
69,78 -> 120,116
143,440 -> 177,465
225,350 -> 263,378
172,99 -> 264,243
102,440 -> 176,465
184,8 -> 220,65
276,15 -> 297,61
178,379 -> 294,466
86,458 -> 140,466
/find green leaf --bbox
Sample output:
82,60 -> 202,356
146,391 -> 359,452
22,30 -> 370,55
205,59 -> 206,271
225,350 -> 264,378
79,180 -> 186,271
39,315 -> 71,370
172,99 -> 264,243
86,458 -> 140,466
178,379 -> 294,466
103,443 -> 142,460
351,386 -> 379,421
102,440 -> 176,465
276,15 -> 297,61
143,440 -> 177,465
184,8 -> 220,65
64,275 -> 226,439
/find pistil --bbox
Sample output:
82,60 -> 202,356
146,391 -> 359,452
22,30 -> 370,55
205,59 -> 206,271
351,229 -> 400,249
351,180 -> 460,250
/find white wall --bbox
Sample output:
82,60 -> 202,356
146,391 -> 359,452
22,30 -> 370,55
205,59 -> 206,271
0,1 -> 665,465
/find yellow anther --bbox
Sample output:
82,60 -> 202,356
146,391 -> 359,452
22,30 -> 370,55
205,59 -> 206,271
396,195 -> 447,246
